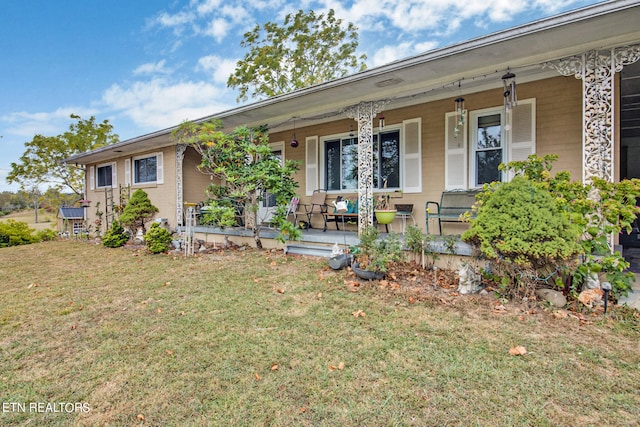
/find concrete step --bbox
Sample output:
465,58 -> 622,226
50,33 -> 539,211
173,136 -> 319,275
285,243 -> 335,258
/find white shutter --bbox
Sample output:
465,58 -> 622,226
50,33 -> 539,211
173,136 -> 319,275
445,111 -> 468,190
156,152 -> 164,184
402,118 -> 422,193
89,166 -> 95,190
305,136 -> 318,196
124,158 -> 131,186
506,99 -> 536,180
111,162 -> 117,189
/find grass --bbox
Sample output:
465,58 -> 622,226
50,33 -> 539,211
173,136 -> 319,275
0,241 -> 639,426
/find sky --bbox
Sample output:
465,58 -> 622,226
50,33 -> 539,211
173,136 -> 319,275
0,0 -> 604,192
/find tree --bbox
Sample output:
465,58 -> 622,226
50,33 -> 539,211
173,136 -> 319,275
118,189 -> 159,234
7,114 -> 119,197
172,120 -> 300,249
227,9 -> 367,102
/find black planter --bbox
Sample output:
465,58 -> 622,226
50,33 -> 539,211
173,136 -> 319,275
352,262 -> 385,280
328,254 -> 352,270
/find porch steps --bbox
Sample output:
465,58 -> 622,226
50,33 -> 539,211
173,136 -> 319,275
284,243 -> 335,258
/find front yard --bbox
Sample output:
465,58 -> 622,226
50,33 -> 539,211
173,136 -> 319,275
0,241 -> 638,426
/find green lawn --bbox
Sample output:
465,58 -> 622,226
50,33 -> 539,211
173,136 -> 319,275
0,241 -> 638,426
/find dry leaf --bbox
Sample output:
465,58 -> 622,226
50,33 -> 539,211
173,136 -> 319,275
408,296 -> 416,304
509,345 -> 527,356
70,324 -> 76,330
253,278 -> 260,283
270,261 -> 277,266
137,414 -> 145,421
338,362 -> 345,370
271,364 -> 279,371
255,373 -> 261,381
316,292 -> 323,298
157,308 -> 162,313
553,310 -> 568,319
276,288 -> 285,294
166,349 -> 174,355
328,365 -> 337,371
300,407 -> 307,413
352,310 -> 366,318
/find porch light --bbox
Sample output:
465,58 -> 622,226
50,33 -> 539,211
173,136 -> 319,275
454,96 -> 465,137
502,71 -> 517,111
290,118 -> 299,148
378,114 -> 385,129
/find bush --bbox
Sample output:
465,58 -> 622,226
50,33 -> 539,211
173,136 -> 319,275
0,220 -> 39,247
463,176 -> 583,298
118,189 -> 159,234
102,220 -> 129,248
36,228 -> 58,242
145,222 -> 173,254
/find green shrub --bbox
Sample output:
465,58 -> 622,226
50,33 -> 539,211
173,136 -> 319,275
145,222 -> 173,254
118,189 -> 159,234
356,226 -> 405,272
36,228 -> 58,242
102,220 -> 129,248
0,220 -> 39,247
463,176 -> 583,297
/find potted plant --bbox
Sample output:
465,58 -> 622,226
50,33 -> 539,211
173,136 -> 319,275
351,226 -> 404,280
374,193 -> 396,225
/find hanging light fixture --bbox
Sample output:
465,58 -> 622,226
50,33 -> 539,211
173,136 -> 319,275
454,96 -> 465,138
378,113 -> 385,129
502,71 -> 517,111
290,117 -> 299,148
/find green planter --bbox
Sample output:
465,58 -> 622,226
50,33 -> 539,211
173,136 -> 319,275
374,210 -> 397,225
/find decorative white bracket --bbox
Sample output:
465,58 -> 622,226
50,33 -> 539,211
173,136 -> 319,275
545,44 -> 640,184
342,100 -> 390,235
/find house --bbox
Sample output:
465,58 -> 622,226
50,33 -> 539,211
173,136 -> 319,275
65,1 -> 640,247
57,207 -> 85,236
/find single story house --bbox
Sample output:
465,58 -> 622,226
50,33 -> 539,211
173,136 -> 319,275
65,0 -> 640,247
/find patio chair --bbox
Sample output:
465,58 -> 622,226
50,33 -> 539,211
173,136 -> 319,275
303,189 -> 328,229
285,197 -> 300,226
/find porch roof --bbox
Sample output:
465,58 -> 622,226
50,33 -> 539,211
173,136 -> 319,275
58,207 -> 84,219
65,0 -> 640,165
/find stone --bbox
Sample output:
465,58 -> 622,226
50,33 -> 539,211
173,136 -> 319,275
583,272 -> 600,290
535,288 -> 567,308
458,264 -> 481,294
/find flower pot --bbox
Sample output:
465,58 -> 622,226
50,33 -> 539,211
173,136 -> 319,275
352,262 -> 385,280
328,253 -> 352,270
374,209 -> 396,225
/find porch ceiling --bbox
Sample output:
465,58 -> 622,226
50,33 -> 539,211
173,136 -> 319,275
66,0 -> 640,165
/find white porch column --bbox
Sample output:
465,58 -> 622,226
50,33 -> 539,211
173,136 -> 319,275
546,44 -> 640,183
343,100 -> 389,235
176,144 -> 187,226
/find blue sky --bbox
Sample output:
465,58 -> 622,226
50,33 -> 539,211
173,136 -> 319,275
0,0 -> 602,192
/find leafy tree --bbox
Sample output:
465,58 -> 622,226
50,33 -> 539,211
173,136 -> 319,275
7,114 -> 119,196
118,189 -> 159,234
172,120 -> 300,249
227,9 -> 367,102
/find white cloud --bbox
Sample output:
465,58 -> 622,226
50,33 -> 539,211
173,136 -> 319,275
203,18 -> 232,42
154,10 -> 195,28
101,78 -> 234,130
197,55 -> 238,84
370,42 -> 417,67
195,0 -> 224,15
1,107 -> 99,138
133,59 -> 172,76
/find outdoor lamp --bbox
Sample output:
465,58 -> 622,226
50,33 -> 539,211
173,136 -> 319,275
602,282 -> 612,315
378,114 -> 385,129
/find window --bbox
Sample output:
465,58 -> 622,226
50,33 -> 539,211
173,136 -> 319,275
132,153 -> 163,185
444,99 -> 535,190
96,163 -> 114,188
323,130 -> 400,191
472,111 -> 504,186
